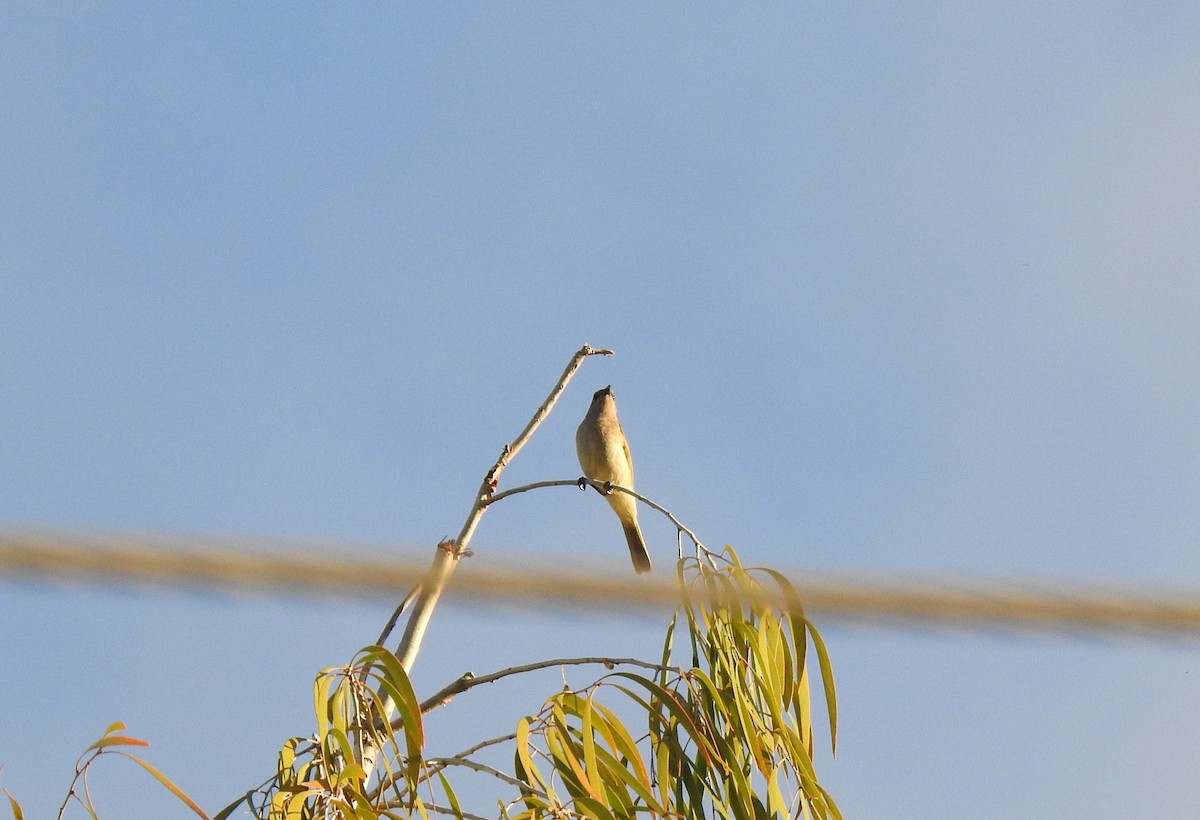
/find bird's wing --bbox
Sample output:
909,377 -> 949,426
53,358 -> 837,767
621,426 -> 634,481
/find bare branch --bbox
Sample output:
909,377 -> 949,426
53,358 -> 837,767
482,345 -> 613,494
369,732 -> 522,803
379,801 -> 491,820
483,479 -> 582,505
448,732 -> 518,762
485,477 -> 707,554
363,344 -> 611,782
416,656 -> 679,717
424,756 -> 536,792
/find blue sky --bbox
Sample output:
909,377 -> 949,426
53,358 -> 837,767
3,3 -> 1200,818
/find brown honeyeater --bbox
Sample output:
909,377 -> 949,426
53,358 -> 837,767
576,385 -> 652,574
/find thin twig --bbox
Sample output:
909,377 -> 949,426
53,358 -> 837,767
485,477 -> 707,553
378,801 -> 491,820
415,656 -> 679,717
447,732 -> 519,763
424,756 -> 535,792
483,479 -> 582,505
482,346 -> 614,495
369,732 -> 521,802
375,583 -> 420,648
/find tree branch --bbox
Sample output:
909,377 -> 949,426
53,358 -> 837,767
424,756 -> 535,792
446,731 -> 518,763
368,733 -> 521,803
416,656 -> 679,717
361,344 -> 611,781
485,477 -> 707,556
395,346 -> 611,673
379,801 -> 491,820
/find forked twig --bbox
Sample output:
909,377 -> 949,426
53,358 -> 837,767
361,344 -> 612,781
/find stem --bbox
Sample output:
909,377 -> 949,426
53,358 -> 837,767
424,756 -> 535,792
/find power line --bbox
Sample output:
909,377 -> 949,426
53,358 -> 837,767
2,528 -> 1199,640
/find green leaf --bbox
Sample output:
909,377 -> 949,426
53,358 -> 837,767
765,767 -> 788,818
323,726 -> 355,772
211,792 -> 252,820
545,708 -> 592,800
514,717 -> 549,796
313,669 -> 335,746
407,794 -> 431,820
575,709 -> 658,812
807,620 -> 838,754
361,646 -> 424,768
572,794 -> 617,820
333,762 -> 367,790
579,693 -> 601,797
610,674 -> 723,771
590,702 -> 653,794
278,737 -> 298,773
759,569 -> 809,668
118,752 -> 209,818
328,676 -> 350,736
756,609 -> 785,700
435,770 -> 463,820
660,611 -> 679,684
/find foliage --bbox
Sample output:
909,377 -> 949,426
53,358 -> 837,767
9,552 -> 838,820
10,349 -> 838,819
217,647 -> 428,820
221,546 -> 838,820
509,547 -> 839,820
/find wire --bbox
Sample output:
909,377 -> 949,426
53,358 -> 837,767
2,527 -> 1199,640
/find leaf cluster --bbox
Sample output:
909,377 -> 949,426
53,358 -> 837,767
509,547 -> 839,820
218,647 -> 431,820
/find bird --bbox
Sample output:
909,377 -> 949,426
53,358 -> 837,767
576,385 -> 652,574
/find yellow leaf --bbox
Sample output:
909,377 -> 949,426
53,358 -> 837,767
807,620 -> 839,754
87,734 -> 150,751
120,752 -> 209,819
5,788 -> 24,820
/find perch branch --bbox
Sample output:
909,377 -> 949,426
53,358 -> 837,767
485,477 -> 707,555
361,344 -> 611,781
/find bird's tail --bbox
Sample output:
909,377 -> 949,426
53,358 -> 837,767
623,524 -> 652,574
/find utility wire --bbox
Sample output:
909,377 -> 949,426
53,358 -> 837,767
2,528 -> 1199,640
